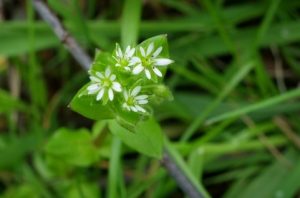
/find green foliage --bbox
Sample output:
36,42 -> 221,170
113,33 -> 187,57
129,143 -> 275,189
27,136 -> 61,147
108,117 -> 163,158
2,0 -> 300,197
0,89 -> 26,113
45,128 -> 99,167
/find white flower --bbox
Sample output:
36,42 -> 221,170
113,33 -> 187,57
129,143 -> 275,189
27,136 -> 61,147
113,44 -> 136,71
132,42 -> 173,79
87,68 -> 122,101
122,86 -> 148,113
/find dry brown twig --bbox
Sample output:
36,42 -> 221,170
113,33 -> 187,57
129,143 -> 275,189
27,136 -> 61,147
33,0 -> 92,70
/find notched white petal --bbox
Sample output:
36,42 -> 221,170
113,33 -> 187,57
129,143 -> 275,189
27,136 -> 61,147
133,65 -> 144,74
137,99 -> 148,105
90,76 -> 100,82
96,72 -> 104,79
153,67 -> 162,77
123,90 -> 129,100
135,105 -> 146,112
112,82 -> 122,92
117,47 -> 123,57
145,69 -> 151,79
128,48 -> 135,57
96,89 -> 104,101
108,88 -> 114,101
153,46 -> 162,57
136,95 -> 148,100
131,86 -> 141,96
105,68 -> 111,77
130,57 -> 141,65
87,84 -> 99,91
155,58 -> 173,66
140,47 -> 146,57
110,74 -> 116,81
125,46 -> 130,54
130,106 -> 138,112
147,43 -> 154,56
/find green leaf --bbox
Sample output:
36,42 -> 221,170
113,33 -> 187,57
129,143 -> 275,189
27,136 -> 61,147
0,89 -> 27,113
45,128 -> 99,167
108,117 -> 163,158
0,133 -> 41,169
69,83 -> 114,121
3,184 -> 40,198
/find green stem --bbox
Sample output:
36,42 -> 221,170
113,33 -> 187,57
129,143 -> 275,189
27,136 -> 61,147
108,137 -> 122,198
163,137 -> 211,198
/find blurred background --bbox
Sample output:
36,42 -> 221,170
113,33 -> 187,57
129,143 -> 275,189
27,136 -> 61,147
1,0 -> 300,197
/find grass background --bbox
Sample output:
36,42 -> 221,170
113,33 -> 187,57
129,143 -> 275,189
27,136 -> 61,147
1,0 -> 300,197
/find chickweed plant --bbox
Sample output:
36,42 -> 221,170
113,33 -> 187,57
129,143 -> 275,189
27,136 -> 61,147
70,35 -> 173,157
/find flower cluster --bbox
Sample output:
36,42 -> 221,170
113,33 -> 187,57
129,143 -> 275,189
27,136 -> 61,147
85,41 -> 173,114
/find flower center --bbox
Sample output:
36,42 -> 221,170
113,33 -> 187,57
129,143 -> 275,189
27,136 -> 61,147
127,97 -> 135,106
120,58 -> 129,66
142,57 -> 153,68
102,78 -> 112,87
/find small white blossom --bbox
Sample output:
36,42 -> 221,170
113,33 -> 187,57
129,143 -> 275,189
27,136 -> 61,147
113,44 -> 136,71
132,42 -> 173,79
122,86 -> 148,113
87,68 -> 122,101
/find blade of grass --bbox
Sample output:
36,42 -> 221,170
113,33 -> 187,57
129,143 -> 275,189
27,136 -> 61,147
108,137 -> 122,198
250,0 -> 281,97
201,0 -> 237,57
163,137 -> 211,198
121,0 -> 141,47
206,88 -> 300,125
181,61 -> 254,141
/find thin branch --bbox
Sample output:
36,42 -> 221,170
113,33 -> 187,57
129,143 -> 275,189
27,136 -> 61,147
33,1 -> 204,197
162,149 -> 204,198
33,0 -> 92,70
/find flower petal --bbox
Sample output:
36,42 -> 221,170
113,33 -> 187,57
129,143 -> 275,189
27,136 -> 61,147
153,67 -> 162,77
110,74 -> 116,81
124,66 -> 131,71
131,86 -> 141,96
123,103 -> 130,111
90,76 -> 100,82
105,68 -> 111,77
127,48 -> 135,57
145,69 -> 151,79
112,82 -> 122,92
117,47 -> 123,57
125,46 -> 130,54
96,72 -> 104,79
87,84 -> 99,91
136,95 -> 148,100
132,65 -> 144,74
146,42 -> 154,56
154,58 -> 173,66
137,99 -> 148,105
88,84 -> 100,94
130,106 -> 138,112
135,105 -> 146,113
123,90 -> 129,100
140,47 -> 146,57
96,89 -> 104,101
153,46 -> 162,57
108,88 -> 114,101
129,57 -> 141,65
